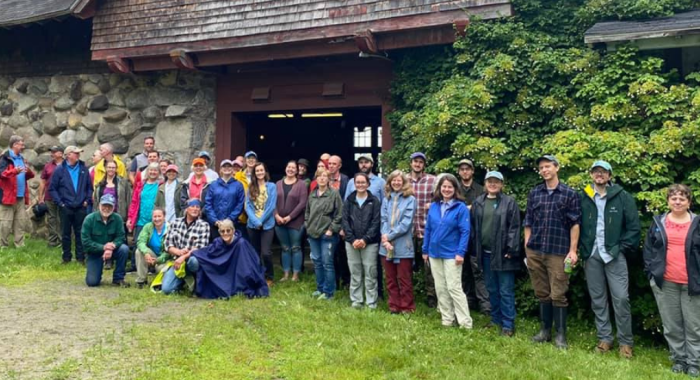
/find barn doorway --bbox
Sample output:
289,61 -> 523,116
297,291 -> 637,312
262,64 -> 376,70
236,107 -> 383,179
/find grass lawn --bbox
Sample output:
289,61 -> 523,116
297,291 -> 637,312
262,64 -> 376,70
0,239 -> 684,379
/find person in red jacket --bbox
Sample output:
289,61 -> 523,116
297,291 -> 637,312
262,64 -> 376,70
0,135 -> 35,248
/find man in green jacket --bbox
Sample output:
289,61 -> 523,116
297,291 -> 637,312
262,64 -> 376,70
82,194 -> 130,288
579,161 -> 640,358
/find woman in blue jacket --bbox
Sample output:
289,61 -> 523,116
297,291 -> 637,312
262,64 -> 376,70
422,174 -> 472,329
380,170 -> 416,314
246,162 -> 277,285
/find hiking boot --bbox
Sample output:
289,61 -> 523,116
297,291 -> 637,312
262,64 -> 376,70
501,329 -> 514,337
483,322 -> 500,330
77,259 -> 85,267
553,306 -> 568,350
311,291 -> 322,298
266,279 -> 274,288
136,282 -> 146,289
426,297 -> 438,309
532,302 -> 553,343
104,261 -> 112,270
619,344 -> 633,359
595,341 -> 613,353
351,302 -> 363,309
112,280 -> 131,288
688,367 -> 699,377
672,363 -> 686,374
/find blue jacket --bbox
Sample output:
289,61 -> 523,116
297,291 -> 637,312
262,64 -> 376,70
49,160 -> 93,208
246,182 -> 277,230
422,200 -> 470,259
379,192 -> 415,259
204,177 -> 245,225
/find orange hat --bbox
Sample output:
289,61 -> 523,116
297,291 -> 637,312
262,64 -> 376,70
192,157 -> 206,166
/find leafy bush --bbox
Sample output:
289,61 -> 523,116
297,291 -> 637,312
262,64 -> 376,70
386,0 -> 700,340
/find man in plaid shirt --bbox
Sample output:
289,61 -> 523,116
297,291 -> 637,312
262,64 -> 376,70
524,155 -> 581,349
410,152 -> 437,308
161,198 -> 211,294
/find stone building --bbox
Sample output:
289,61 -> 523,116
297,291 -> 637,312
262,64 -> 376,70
0,0 -> 512,234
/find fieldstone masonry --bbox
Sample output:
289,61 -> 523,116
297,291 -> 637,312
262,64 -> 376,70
0,70 -> 217,236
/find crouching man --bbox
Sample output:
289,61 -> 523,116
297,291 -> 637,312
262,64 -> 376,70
81,194 -> 130,287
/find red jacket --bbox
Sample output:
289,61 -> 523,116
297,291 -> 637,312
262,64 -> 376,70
0,151 -> 35,205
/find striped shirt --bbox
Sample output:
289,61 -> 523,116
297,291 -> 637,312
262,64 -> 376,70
411,173 -> 436,237
524,182 -> 581,255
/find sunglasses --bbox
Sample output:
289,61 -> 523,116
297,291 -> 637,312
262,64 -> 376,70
220,229 -> 233,233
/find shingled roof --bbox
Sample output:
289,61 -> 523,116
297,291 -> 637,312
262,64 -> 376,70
0,0 -> 95,27
91,0 -> 512,58
585,9 -> 700,44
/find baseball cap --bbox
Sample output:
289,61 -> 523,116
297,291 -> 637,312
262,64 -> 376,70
457,159 -> 474,168
50,145 -> 63,153
357,154 -> 373,163
192,157 -> 206,166
536,155 -> 559,166
410,152 -> 427,162
99,194 -> 116,206
297,158 -> 310,168
485,171 -> 504,182
198,151 -> 212,160
165,164 -> 179,173
220,159 -> 234,167
64,146 -> 83,155
232,158 -> 244,167
245,151 -> 257,158
590,160 -> 612,173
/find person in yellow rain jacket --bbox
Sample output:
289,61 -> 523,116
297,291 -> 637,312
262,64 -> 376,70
93,143 -> 127,187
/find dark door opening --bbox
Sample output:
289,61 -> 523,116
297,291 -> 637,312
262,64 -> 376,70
236,107 -> 382,180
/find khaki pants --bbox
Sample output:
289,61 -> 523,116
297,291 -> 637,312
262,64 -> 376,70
135,249 -> 165,284
430,257 -> 472,328
46,200 -> 61,246
526,249 -> 569,307
0,200 -> 28,247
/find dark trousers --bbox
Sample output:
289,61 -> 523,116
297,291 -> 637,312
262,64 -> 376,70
462,255 -> 491,313
235,221 -> 249,241
60,206 -> 87,262
335,239 -> 351,288
86,244 -> 129,286
248,227 -> 274,280
383,257 -> 415,313
526,249 -> 569,307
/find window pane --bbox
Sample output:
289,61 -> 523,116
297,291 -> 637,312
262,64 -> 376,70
353,126 -> 372,148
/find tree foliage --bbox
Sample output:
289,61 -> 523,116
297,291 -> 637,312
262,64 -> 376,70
386,0 -> 700,336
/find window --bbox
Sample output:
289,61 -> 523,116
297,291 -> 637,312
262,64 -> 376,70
354,126 -> 372,148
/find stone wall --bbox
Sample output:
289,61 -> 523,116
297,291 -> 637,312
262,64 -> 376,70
0,70 -> 217,236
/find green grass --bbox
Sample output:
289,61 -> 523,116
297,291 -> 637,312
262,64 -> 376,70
0,239 -> 685,379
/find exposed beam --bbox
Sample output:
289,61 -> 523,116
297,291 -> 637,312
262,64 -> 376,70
355,30 -> 378,54
169,49 -> 198,70
106,56 -> 132,74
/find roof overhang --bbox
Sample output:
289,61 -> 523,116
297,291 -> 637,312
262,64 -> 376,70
584,9 -> 700,51
0,0 -> 96,28
92,1 -> 513,73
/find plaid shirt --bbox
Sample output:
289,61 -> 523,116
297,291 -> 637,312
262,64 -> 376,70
165,216 -> 210,252
411,173 -> 436,236
524,182 -> 581,255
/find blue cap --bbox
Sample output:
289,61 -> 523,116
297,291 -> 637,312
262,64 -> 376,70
198,151 -> 212,160
245,151 -> 257,158
536,154 -> 559,166
410,152 -> 427,162
186,199 -> 202,208
99,194 -> 116,206
485,171 -> 504,182
590,160 -> 612,173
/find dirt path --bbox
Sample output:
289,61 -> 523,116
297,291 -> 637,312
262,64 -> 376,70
0,280 -> 189,379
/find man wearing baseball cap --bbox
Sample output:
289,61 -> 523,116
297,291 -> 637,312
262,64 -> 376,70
345,155 -> 386,202
525,154 -> 581,349
409,152 -> 438,307
82,194 -> 130,287
579,160 -> 640,358
39,145 -> 64,247
49,146 -> 93,264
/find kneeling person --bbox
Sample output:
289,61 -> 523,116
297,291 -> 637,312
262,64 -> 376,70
161,199 -> 210,294
82,194 -> 130,287
135,208 -> 169,288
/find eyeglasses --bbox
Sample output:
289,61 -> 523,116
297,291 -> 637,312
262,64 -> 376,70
220,229 -> 233,233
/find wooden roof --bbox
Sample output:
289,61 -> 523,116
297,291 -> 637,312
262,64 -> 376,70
585,9 -> 700,44
0,0 -> 95,27
91,0 -> 512,60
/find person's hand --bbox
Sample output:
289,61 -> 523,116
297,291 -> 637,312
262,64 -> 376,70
173,256 -> 186,270
83,201 -> 88,208
283,216 -> 291,224
104,242 -> 116,251
455,255 -> 464,266
352,240 -> 362,249
381,234 -> 388,244
417,231 -> 424,239
422,254 -> 429,263
566,250 -> 578,267
358,240 -> 367,249
215,221 -> 221,227
103,250 -> 113,261
275,215 -> 283,224
384,242 -> 394,251
126,220 -> 133,232
424,203 -> 431,211
145,255 -> 156,265
339,230 -> 345,238
325,230 -> 333,237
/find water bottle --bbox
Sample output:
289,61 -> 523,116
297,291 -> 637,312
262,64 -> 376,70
564,258 -> 573,274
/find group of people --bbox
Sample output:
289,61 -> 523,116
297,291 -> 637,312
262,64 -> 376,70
1,133 -> 698,376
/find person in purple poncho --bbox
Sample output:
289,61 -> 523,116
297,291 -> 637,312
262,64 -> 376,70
192,219 -> 269,299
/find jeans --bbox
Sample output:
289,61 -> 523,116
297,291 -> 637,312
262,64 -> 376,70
161,257 -> 200,295
482,253 -> 517,331
85,244 -> 128,286
248,228 -> 275,280
309,234 -> 338,297
276,225 -> 303,273
60,205 -> 87,262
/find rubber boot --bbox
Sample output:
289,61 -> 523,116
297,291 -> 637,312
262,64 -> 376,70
532,302 -> 553,343
554,306 -> 568,349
